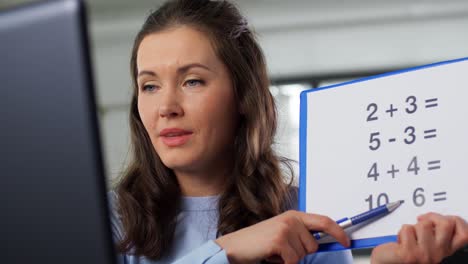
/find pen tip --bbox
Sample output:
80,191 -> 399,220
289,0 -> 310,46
387,200 -> 404,212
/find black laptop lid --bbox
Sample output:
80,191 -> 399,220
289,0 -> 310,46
0,0 -> 115,263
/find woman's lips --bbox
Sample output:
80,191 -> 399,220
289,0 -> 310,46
160,133 -> 192,147
159,128 -> 193,147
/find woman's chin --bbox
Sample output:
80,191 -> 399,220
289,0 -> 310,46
160,158 -> 199,173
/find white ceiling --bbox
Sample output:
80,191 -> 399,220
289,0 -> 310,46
3,0 -> 468,30
3,0 -> 468,17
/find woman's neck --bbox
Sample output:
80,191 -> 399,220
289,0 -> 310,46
173,149 -> 235,196
175,168 -> 229,197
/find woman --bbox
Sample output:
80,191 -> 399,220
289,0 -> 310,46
109,0 -> 468,263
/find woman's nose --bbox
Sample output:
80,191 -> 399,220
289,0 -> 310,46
158,90 -> 184,118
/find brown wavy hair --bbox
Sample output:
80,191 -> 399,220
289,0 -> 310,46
115,0 -> 295,259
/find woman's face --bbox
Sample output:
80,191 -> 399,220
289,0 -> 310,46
136,26 -> 238,174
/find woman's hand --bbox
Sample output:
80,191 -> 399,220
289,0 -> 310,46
215,210 -> 350,264
371,213 -> 468,264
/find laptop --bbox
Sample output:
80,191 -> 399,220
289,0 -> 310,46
0,0 -> 116,263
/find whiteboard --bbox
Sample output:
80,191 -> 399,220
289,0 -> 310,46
298,57 -> 468,251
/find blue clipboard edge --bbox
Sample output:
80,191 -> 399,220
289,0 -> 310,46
298,56 -> 468,250
317,235 -> 397,252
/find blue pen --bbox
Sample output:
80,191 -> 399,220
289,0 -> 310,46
312,200 -> 404,240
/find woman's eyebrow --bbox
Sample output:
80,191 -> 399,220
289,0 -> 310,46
177,63 -> 214,74
137,70 -> 157,79
137,63 -> 214,79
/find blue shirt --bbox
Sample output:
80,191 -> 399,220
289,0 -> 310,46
108,192 -> 353,263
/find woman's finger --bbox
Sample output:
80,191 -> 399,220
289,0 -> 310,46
287,231 -> 306,260
394,224 -> 419,262
415,219 -> 435,247
414,219 -> 438,261
299,213 -> 350,247
280,243 -> 301,264
450,216 -> 468,253
420,213 -> 454,252
399,224 -> 417,250
293,215 -> 318,254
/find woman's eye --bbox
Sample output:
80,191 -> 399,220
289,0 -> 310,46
185,79 -> 203,87
142,84 -> 157,92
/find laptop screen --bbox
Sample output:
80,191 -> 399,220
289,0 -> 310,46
0,1 -> 116,263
